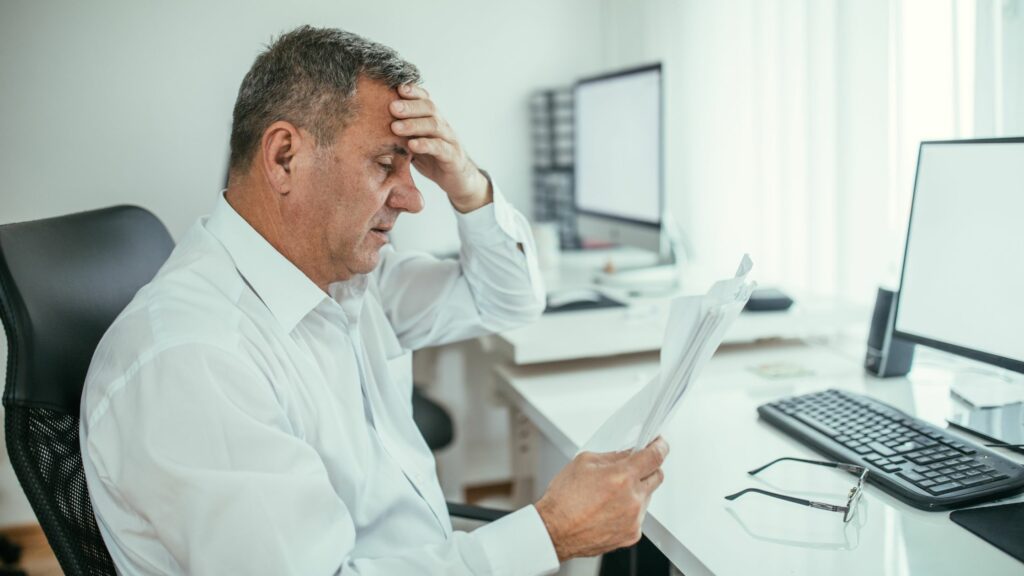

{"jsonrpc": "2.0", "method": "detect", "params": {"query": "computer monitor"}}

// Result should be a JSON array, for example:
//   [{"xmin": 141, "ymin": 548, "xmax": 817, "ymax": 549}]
[
  {"xmin": 893, "ymin": 138, "xmax": 1024, "ymax": 376},
  {"xmin": 573, "ymin": 63, "xmax": 663, "ymax": 254}
]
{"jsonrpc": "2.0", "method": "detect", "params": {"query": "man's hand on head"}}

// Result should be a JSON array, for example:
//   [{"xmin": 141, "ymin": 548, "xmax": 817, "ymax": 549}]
[
  {"xmin": 535, "ymin": 437, "xmax": 669, "ymax": 562},
  {"xmin": 389, "ymin": 84, "xmax": 491, "ymax": 213}
]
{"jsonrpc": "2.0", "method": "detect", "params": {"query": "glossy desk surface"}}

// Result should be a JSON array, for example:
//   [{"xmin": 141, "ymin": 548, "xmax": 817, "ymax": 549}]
[{"xmin": 496, "ymin": 341, "xmax": 1024, "ymax": 576}]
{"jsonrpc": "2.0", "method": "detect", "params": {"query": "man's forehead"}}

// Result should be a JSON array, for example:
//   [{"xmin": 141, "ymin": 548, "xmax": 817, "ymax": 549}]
[
  {"xmin": 351, "ymin": 77, "xmax": 401, "ymax": 125},
  {"xmin": 348, "ymin": 77, "xmax": 407, "ymax": 151}
]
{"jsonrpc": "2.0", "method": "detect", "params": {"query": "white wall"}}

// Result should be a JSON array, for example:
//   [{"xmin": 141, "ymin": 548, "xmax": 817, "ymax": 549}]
[
  {"xmin": 0, "ymin": 0, "xmax": 606, "ymax": 247},
  {"xmin": 0, "ymin": 0, "xmax": 606, "ymax": 528}
]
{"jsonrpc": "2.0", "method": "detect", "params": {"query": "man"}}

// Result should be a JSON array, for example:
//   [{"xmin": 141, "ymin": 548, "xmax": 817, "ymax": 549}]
[{"xmin": 81, "ymin": 26, "xmax": 668, "ymax": 575}]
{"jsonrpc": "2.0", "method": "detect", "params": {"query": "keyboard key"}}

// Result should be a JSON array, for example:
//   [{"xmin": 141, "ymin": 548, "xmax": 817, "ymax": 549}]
[
  {"xmin": 794, "ymin": 412, "xmax": 840, "ymax": 437},
  {"xmin": 928, "ymin": 481, "xmax": 963, "ymax": 494},
  {"xmin": 961, "ymin": 476, "xmax": 996, "ymax": 488},
  {"xmin": 898, "ymin": 470, "xmax": 926, "ymax": 483},
  {"xmin": 892, "ymin": 441, "xmax": 925, "ymax": 454},
  {"xmin": 867, "ymin": 442, "xmax": 896, "ymax": 456},
  {"xmin": 906, "ymin": 452, "xmax": 930, "ymax": 464},
  {"xmin": 946, "ymin": 442, "xmax": 976, "ymax": 454}
]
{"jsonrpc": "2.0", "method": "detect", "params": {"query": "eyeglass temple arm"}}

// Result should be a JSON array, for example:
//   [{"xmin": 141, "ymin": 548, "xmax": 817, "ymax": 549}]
[
  {"xmin": 748, "ymin": 457, "xmax": 862, "ymax": 475},
  {"xmin": 723, "ymin": 488, "xmax": 848, "ymax": 514}
]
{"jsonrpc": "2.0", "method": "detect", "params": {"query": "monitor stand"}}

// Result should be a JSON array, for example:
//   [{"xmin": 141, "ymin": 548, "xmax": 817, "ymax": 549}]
[
  {"xmin": 949, "ymin": 369, "xmax": 1024, "ymax": 409},
  {"xmin": 591, "ymin": 213, "xmax": 687, "ymax": 293}
]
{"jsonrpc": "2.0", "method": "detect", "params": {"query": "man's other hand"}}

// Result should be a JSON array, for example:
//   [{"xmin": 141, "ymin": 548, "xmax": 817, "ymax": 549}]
[
  {"xmin": 389, "ymin": 84, "xmax": 491, "ymax": 213},
  {"xmin": 535, "ymin": 438, "xmax": 669, "ymax": 562}
]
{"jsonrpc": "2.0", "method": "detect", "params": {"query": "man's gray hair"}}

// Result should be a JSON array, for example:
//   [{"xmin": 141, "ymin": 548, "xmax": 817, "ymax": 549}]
[{"xmin": 228, "ymin": 25, "xmax": 421, "ymax": 172}]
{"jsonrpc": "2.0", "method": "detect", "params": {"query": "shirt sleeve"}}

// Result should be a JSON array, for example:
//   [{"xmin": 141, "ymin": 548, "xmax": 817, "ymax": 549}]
[
  {"xmin": 375, "ymin": 180, "xmax": 546, "ymax": 350},
  {"xmin": 82, "ymin": 343, "xmax": 558, "ymax": 576}
]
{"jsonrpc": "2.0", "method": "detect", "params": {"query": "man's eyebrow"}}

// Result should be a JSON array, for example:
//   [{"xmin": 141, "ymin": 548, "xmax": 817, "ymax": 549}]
[{"xmin": 376, "ymin": 144, "xmax": 409, "ymax": 157}]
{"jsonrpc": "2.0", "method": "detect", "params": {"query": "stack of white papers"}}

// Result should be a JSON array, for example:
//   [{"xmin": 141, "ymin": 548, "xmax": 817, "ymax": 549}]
[{"xmin": 583, "ymin": 255, "xmax": 756, "ymax": 453}]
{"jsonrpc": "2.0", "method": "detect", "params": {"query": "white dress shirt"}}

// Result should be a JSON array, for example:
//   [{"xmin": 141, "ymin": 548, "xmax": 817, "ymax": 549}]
[{"xmin": 80, "ymin": 185, "xmax": 559, "ymax": 575}]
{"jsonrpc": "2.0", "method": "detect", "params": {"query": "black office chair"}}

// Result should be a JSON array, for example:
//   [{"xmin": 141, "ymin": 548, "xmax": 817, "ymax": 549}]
[
  {"xmin": 412, "ymin": 386, "xmax": 454, "ymax": 451},
  {"xmin": 0, "ymin": 206, "xmax": 505, "ymax": 576},
  {"xmin": 0, "ymin": 206, "xmax": 173, "ymax": 575}
]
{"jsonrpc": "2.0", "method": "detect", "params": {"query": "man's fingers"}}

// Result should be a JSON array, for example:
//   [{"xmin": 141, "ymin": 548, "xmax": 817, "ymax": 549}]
[
  {"xmin": 390, "ymin": 97, "xmax": 436, "ymax": 119},
  {"xmin": 392, "ymin": 117, "xmax": 453, "ymax": 141},
  {"xmin": 639, "ymin": 468, "xmax": 665, "ymax": 493},
  {"xmin": 399, "ymin": 83, "xmax": 429, "ymax": 99},
  {"xmin": 630, "ymin": 437, "xmax": 669, "ymax": 477},
  {"xmin": 409, "ymin": 137, "xmax": 456, "ymax": 163}
]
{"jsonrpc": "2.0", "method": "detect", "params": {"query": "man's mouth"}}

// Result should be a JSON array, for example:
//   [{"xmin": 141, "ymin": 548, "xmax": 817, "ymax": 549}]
[{"xmin": 370, "ymin": 225, "xmax": 393, "ymax": 242}]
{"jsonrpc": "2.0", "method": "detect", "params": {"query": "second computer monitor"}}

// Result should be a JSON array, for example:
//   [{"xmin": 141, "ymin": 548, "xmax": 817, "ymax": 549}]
[
  {"xmin": 574, "ymin": 64, "xmax": 663, "ymax": 253},
  {"xmin": 893, "ymin": 138, "xmax": 1024, "ymax": 374}
]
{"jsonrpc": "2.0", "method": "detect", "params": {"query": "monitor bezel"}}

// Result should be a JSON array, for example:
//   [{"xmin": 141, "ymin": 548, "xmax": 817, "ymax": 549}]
[
  {"xmin": 892, "ymin": 136, "xmax": 1024, "ymax": 375},
  {"xmin": 572, "ymin": 62, "xmax": 664, "ymax": 230}
]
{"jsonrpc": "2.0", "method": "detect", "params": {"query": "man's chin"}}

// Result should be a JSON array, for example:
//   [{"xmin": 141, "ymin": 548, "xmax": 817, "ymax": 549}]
[{"xmin": 350, "ymin": 250, "xmax": 384, "ymax": 275}]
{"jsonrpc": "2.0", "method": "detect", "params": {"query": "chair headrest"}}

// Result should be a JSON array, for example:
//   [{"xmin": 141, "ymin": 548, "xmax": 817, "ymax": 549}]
[{"xmin": 0, "ymin": 205, "xmax": 174, "ymax": 413}]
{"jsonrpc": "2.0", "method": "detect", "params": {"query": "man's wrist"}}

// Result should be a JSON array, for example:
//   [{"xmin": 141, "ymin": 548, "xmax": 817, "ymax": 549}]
[
  {"xmin": 535, "ymin": 497, "xmax": 570, "ymax": 563},
  {"xmin": 449, "ymin": 169, "xmax": 492, "ymax": 213}
]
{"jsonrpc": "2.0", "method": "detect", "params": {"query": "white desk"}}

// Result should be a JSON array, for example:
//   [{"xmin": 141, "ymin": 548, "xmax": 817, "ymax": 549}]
[
  {"xmin": 496, "ymin": 341, "xmax": 1024, "ymax": 576},
  {"xmin": 495, "ymin": 249, "xmax": 867, "ymax": 365},
  {"xmin": 494, "ymin": 298, "xmax": 866, "ymax": 365}
]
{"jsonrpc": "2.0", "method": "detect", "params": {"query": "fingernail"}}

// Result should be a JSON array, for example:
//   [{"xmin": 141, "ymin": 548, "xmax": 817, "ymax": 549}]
[
  {"xmin": 393, "ymin": 121, "xmax": 404, "ymax": 131},
  {"xmin": 402, "ymin": 84, "xmax": 412, "ymax": 94},
  {"xmin": 392, "ymin": 101, "xmax": 404, "ymax": 113}
]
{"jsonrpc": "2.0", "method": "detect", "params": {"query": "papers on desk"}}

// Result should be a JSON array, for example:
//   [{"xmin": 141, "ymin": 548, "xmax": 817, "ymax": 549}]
[{"xmin": 582, "ymin": 255, "xmax": 756, "ymax": 453}]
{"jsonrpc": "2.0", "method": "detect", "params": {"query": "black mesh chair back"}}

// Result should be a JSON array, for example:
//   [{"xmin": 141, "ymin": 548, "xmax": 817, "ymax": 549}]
[{"xmin": 0, "ymin": 206, "xmax": 174, "ymax": 576}]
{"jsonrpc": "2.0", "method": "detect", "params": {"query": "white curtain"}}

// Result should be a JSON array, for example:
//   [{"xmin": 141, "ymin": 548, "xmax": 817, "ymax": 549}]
[{"xmin": 599, "ymin": 0, "xmax": 1023, "ymax": 304}]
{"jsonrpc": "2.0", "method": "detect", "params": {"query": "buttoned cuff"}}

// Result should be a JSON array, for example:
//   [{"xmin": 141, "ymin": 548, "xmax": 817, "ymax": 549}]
[
  {"xmin": 455, "ymin": 183, "xmax": 525, "ymax": 247},
  {"xmin": 473, "ymin": 505, "xmax": 560, "ymax": 576}
]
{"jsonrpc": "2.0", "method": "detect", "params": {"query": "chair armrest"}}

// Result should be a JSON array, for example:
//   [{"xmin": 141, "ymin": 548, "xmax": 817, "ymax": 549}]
[{"xmin": 446, "ymin": 501, "xmax": 512, "ymax": 523}]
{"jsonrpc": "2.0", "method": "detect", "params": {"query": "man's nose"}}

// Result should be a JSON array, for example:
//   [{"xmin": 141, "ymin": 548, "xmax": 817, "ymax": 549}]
[{"xmin": 388, "ymin": 169, "xmax": 424, "ymax": 214}]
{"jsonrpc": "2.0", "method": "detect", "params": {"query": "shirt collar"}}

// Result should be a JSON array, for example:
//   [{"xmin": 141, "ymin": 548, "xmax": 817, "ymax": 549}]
[{"xmin": 205, "ymin": 193, "xmax": 328, "ymax": 333}]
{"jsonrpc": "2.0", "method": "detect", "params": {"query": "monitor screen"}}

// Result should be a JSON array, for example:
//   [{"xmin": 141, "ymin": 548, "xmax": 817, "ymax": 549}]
[
  {"xmin": 893, "ymin": 139, "xmax": 1024, "ymax": 373},
  {"xmin": 574, "ymin": 65, "xmax": 661, "ymax": 226}
]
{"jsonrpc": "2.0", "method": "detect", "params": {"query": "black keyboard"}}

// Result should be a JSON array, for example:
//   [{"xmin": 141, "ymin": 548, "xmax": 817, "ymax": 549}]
[{"xmin": 759, "ymin": 389, "xmax": 1024, "ymax": 510}]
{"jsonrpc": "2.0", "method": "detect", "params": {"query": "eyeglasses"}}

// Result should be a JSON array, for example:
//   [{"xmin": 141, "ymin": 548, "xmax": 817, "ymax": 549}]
[{"xmin": 724, "ymin": 457, "xmax": 869, "ymax": 523}]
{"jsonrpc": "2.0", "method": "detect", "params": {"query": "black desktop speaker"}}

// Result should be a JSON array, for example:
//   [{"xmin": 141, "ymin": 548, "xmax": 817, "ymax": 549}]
[{"xmin": 865, "ymin": 287, "xmax": 915, "ymax": 377}]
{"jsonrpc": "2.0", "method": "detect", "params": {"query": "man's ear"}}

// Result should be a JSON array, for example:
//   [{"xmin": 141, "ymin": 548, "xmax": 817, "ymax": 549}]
[{"xmin": 260, "ymin": 121, "xmax": 303, "ymax": 195}]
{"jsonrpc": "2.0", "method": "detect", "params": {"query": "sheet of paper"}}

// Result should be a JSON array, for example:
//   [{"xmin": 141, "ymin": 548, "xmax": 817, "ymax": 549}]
[{"xmin": 582, "ymin": 255, "xmax": 756, "ymax": 453}]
